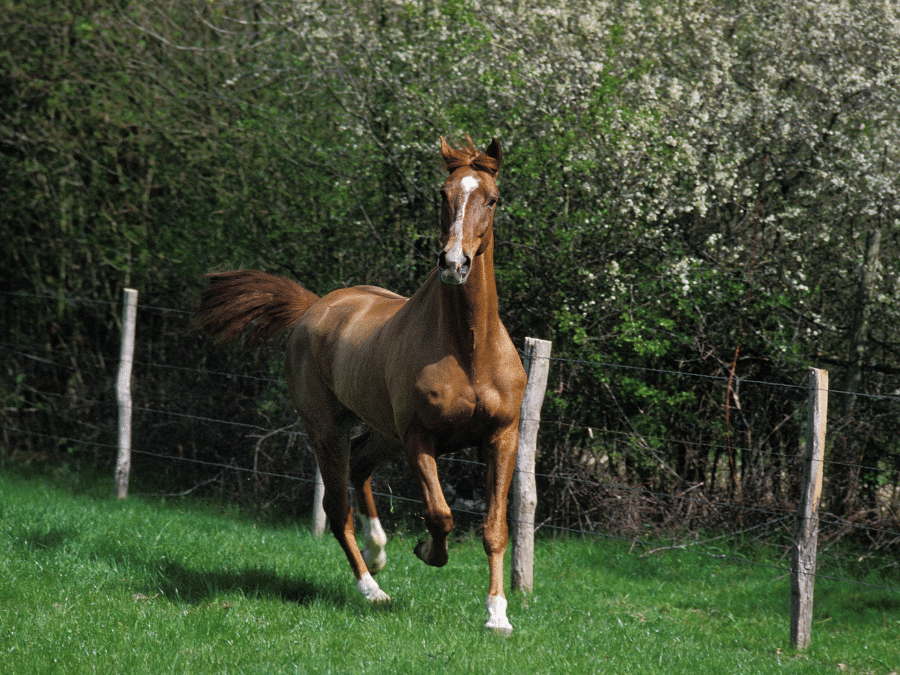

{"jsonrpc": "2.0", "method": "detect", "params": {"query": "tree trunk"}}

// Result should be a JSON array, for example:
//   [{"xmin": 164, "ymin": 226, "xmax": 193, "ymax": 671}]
[{"xmin": 830, "ymin": 223, "xmax": 882, "ymax": 516}]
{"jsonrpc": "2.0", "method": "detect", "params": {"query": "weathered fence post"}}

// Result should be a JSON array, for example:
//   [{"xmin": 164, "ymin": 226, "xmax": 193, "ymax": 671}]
[
  {"xmin": 115, "ymin": 288, "xmax": 138, "ymax": 499},
  {"xmin": 312, "ymin": 463, "xmax": 327, "ymax": 537},
  {"xmin": 790, "ymin": 367, "xmax": 828, "ymax": 650},
  {"xmin": 511, "ymin": 337, "xmax": 552, "ymax": 593}
]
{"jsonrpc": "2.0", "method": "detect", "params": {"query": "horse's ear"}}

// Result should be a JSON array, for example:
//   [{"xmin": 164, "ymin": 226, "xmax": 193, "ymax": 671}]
[
  {"xmin": 440, "ymin": 136, "xmax": 453, "ymax": 169},
  {"xmin": 485, "ymin": 138, "xmax": 502, "ymax": 174}
]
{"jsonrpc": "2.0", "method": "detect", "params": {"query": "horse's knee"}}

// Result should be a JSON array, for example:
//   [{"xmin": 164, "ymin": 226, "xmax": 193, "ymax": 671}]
[{"xmin": 482, "ymin": 524, "xmax": 509, "ymax": 557}]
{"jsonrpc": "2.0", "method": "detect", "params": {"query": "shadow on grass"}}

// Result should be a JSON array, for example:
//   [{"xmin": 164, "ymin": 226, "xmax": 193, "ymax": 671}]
[
  {"xmin": 15, "ymin": 527, "xmax": 75, "ymax": 551},
  {"xmin": 8, "ymin": 521, "xmax": 350, "ymax": 609},
  {"xmin": 146, "ymin": 558, "xmax": 350, "ymax": 607}
]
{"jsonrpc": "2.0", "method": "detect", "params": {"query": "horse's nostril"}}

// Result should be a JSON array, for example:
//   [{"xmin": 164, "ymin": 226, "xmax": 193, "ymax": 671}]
[
  {"xmin": 438, "ymin": 249, "xmax": 472, "ymax": 285},
  {"xmin": 440, "ymin": 252, "xmax": 469, "ymax": 271},
  {"xmin": 439, "ymin": 247, "xmax": 465, "ymax": 269}
]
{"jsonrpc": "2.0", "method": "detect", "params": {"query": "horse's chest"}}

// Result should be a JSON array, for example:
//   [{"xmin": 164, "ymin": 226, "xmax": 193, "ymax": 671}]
[{"xmin": 413, "ymin": 360, "xmax": 501, "ymax": 435}]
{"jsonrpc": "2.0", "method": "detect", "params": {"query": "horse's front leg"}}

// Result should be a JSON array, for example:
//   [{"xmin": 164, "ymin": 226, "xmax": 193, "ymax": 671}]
[
  {"xmin": 404, "ymin": 428, "xmax": 452, "ymax": 567},
  {"xmin": 481, "ymin": 423, "xmax": 519, "ymax": 635}
]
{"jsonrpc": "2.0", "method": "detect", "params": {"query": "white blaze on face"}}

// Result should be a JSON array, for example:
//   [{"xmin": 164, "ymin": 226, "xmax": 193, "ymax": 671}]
[
  {"xmin": 446, "ymin": 175, "xmax": 480, "ymax": 265},
  {"xmin": 460, "ymin": 174, "xmax": 479, "ymax": 192}
]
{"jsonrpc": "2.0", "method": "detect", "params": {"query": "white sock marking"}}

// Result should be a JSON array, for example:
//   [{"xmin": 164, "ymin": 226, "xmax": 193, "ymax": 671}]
[
  {"xmin": 485, "ymin": 594, "xmax": 513, "ymax": 634},
  {"xmin": 362, "ymin": 516, "xmax": 387, "ymax": 573},
  {"xmin": 357, "ymin": 572, "xmax": 391, "ymax": 603}
]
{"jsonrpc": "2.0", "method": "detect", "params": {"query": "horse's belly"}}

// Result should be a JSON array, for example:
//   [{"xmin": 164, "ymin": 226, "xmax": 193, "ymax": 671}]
[{"xmin": 329, "ymin": 348, "xmax": 397, "ymax": 432}]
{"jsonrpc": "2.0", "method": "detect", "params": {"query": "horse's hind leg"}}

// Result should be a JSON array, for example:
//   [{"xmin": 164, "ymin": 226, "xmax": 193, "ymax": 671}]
[
  {"xmin": 288, "ymin": 349, "xmax": 389, "ymax": 603},
  {"xmin": 311, "ymin": 430, "xmax": 390, "ymax": 604},
  {"xmin": 356, "ymin": 480, "xmax": 387, "ymax": 575},
  {"xmin": 349, "ymin": 430, "xmax": 402, "ymax": 575}
]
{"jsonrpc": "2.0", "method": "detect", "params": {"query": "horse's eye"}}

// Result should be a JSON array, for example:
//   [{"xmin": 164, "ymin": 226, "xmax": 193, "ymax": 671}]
[{"xmin": 486, "ymin": 198, "xmax": 497, "ymax": 208}]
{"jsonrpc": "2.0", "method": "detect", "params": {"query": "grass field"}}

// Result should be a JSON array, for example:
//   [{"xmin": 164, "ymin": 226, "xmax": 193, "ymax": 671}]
[{"xmin": 1, "ymin": 470, "xmax": 898, "ymax": 674}]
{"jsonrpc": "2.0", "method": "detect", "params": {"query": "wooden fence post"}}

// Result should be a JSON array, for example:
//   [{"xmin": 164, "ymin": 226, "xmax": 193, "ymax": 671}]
[
  {"xmin": 115, "ymin": 288, "xmax": 138, "ymax": 499},
  {"xmin": 511, "ymin": 337, "xmax": 552, "ymax": 593},
  {"xmin": 312, "ymin": 463, "xmax": 327, "ymax": 537},
  {"xmin": 790, "ymin": 367, "xmax": 828, "ymax": 650}
]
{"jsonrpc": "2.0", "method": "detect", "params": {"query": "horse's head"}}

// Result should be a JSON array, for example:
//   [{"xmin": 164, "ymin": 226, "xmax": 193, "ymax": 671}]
[{"xmin": 437, "ymin": 136, "xmax": 503, "ymax": 285}]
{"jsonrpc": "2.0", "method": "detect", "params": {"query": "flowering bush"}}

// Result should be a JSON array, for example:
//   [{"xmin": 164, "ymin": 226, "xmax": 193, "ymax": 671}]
[{"xmin": 4, "ymin": 0, "xmax": 898, "ymax": 530}]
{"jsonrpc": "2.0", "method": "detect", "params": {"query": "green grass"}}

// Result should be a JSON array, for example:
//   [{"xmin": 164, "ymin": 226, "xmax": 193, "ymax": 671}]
[{"xmin": 1, "ymin": 472, "xmax": 898, "ymax": 674}]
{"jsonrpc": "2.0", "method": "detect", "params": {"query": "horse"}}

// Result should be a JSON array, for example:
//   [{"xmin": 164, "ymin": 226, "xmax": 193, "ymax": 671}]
[{"xmin": 196, "ymin": 136, "xmax": 527, "ymax": 634}]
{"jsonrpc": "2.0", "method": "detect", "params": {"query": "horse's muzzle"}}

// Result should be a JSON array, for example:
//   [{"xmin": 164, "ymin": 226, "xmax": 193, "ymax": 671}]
[{"xmin": 438, "ymin": 250, "xmax": 471, "ymax": 285}]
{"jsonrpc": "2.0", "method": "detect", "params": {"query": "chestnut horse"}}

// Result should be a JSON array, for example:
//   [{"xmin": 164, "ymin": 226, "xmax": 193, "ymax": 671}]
[{"xmin": 196, "ymin": 137, "xmax": 526, "ymax": 633}]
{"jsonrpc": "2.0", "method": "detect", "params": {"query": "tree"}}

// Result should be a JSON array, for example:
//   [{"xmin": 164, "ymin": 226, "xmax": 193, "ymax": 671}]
[{"xmin": 3, "ymin": 0, "xmax": 899, "ymax": 533}]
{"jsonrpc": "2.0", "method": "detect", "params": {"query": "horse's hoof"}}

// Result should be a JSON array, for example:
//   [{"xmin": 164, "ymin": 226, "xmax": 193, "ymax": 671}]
[
  {"xmin": 414, "ymin": 539, "xmax": 448, "ymax": 567},
  {"xmin": 485, "ymin": 621, "xmax": 513, "ymax": 636},
  {"xmin": 357, "ymin": 573, "xmax": 392, "ymax": 604},
  {"xmin": 413, "ymin": 539, "xmax": 430, "ymax": 562},
  {"xmin": 369, "ymin": 589, "xmax": 392, "ymax": 605},
  {"xmin": 485, "ymin": 594, "xmax": 512, "ymax": 635}
]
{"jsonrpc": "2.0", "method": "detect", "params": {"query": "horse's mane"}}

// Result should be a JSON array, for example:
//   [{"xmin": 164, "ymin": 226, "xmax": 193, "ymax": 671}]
[{"xmin": 442, "ymin": 136, "xmax": 501, "ymax": 177}]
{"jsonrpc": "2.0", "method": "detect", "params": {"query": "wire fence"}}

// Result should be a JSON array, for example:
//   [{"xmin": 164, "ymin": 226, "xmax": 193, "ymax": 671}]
[{"xmin": 2, "ymin": 289, "xmax": 899, "ymax": 597}]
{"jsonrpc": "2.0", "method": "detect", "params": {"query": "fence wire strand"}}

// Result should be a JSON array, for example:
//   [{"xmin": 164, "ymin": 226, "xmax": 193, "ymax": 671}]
[
  {"xmin": 4, "ymin": 291, "xmax": 900, "ymax": 596},
  {"xmin": 3, "ymin": 422, "xmax": 898, "ymax": 594}
]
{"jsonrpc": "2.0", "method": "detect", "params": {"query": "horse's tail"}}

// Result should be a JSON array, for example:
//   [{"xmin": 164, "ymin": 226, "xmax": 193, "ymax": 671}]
[{"xmin": 195, "ymin": 270, "xmax": 320, "ymax": 349}]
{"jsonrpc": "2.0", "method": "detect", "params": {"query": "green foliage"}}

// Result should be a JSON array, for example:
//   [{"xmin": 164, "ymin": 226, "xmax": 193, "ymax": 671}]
[{"xmin": 3, "ymin": 0, "xmax": 900, "ymax": 530}]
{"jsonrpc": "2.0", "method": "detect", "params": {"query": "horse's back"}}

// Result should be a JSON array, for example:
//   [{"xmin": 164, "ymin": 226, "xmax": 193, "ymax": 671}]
[{"xmin": 350, "ymin": 285, "xmax": 407, "ymax": 301}]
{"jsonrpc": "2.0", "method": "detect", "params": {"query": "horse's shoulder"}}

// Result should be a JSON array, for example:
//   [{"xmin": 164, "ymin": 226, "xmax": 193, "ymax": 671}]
[{"xmin": 487, "ymin": 331, "xmax": 528, "ymax": 388}]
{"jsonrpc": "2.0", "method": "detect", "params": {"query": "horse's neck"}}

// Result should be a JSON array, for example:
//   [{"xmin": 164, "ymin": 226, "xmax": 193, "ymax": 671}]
[{"xmin": 437, "ymin": 246, "xmax": 501, "ymax": 365}]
